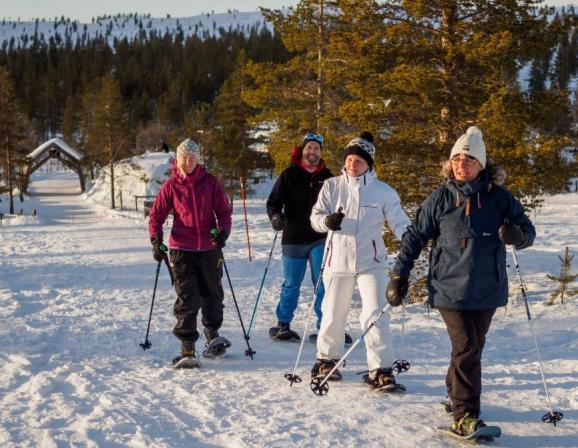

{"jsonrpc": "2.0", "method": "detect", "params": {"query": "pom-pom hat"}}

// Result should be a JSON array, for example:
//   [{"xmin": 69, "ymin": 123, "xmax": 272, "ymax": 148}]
[
  {"xmin": 343, "ymin": 131, "xmax": 376, "ymax": 169},
  {"xmin": 450, "ymin": 126, "xmax": 486, "ymax": 168}
]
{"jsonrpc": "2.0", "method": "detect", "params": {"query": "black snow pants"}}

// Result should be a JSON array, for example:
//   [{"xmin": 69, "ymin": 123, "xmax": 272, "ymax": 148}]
[
  {"xmin": 438, "ymin": 307, "xmax": 496, "ymax": 421},
  {"xmin": 169, "ymin": 248, "xmax": 224, "ymax": 344}
]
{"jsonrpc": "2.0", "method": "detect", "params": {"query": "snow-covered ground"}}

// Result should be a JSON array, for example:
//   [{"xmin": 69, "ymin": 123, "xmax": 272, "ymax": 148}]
[{"xmin": 0, "ymin": 170, "xmax": 577, "ymax": 447}]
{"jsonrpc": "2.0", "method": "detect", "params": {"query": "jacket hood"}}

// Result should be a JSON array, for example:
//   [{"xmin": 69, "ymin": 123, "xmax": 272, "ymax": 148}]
[{"xmin": 291, "ymin": 145, "xmax": 325, "ymax": 166}]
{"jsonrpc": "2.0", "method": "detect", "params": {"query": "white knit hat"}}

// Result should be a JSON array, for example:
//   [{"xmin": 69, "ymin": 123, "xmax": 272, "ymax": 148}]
[
  {"xmin": 450, "ymin": 126, "xmax": 486, "ymax": 168},
  {"xmin": 176, "ymin": 138, "xmax": 202, "ymax": 163}
]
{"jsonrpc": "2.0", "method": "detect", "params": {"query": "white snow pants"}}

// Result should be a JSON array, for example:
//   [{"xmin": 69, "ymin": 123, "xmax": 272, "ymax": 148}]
[{"xmin": 316, "ymin": 268, "xmax": 393, "ymax": 371}]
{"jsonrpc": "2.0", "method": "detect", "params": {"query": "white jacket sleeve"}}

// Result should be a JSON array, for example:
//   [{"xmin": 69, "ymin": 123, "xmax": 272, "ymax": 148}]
[
  {"xmin": 310, "ymin": 180, "xmax": 332, "ymax": 233},
  {"xmin": 383, "ymin": 188, "xmax": 411, "ymax": 239}
]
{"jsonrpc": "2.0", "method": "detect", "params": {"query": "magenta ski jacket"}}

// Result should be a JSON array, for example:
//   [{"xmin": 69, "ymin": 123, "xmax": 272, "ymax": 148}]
[{"xmin": 149, "ymin": 161, "xmax": 232, "ymax": 251}]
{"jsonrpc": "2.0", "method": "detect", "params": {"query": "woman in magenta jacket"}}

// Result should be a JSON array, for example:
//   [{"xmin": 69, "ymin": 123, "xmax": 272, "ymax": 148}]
[{"xmin": 149, "ymin": 138, "xmax": 232, "ymax": 367}]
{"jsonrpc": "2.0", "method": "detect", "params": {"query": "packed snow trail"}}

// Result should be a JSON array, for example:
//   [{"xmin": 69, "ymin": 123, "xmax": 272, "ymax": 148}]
[{"xmin": 0, "ymin": 174, "xmax": 577, "ymax": 447}]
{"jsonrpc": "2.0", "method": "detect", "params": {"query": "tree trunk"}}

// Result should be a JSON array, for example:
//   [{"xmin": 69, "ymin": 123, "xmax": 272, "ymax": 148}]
[
  {"xmin": 316, "ymin": 0, "xmax": 325, "ymax": 132},
  {"xmin": 440, "ymin": 3, "xmax": 458, "ymax": 149},
  {"xmin": 7, "ymin": 140, "xmax": 14, "ymax": 214}
]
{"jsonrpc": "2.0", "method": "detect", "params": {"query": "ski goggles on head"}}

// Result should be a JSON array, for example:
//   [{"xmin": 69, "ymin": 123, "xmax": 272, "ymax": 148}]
[{"xmin": 302, "ymin": 132, "xmax": 324, "ymax": 145}]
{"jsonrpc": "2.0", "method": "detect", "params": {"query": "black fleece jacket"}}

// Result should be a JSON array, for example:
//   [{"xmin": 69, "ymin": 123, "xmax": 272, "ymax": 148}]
[{"xmin": 267, "ymin": 163, "xmax": 333, "ymax": 245}]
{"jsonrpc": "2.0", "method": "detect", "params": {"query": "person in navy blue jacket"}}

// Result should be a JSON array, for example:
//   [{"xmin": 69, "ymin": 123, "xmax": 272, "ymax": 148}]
[{"xmin": 386, "ymin": 126, "xmax": 535, "ymax": 436}]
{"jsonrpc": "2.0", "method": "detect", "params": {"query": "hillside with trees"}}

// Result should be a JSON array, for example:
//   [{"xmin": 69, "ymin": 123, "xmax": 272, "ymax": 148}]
[{"xmin": 0, "ymin": 3, "xmax": 576, "ymax": 209}]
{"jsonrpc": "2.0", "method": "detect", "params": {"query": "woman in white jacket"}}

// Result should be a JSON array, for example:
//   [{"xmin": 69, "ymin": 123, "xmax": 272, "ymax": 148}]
[{"xmin": 310, "ymin": 131, "xmax": 410, "ymax": 391}]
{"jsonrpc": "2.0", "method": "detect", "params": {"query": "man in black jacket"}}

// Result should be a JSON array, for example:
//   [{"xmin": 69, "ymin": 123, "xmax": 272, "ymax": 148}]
[{"xmin": 266, "ymin": 133, "xmax": 333, "ymax": 341}]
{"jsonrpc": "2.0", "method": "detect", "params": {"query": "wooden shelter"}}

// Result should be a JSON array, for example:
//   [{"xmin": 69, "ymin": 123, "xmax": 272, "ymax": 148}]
[{"xmin": 25, "ymin": 138, "xmax": 85, "ymax": 191}]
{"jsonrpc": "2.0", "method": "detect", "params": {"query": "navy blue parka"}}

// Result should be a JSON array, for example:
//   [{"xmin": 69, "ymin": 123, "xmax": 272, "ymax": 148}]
[{"xmin": 392, "ymin": 163, "xmax": 536, "ymax": 310}]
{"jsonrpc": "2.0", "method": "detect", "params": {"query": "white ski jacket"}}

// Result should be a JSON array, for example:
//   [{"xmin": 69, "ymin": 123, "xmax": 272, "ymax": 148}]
[{"xmin": 311, "ymin": 169, "xmax": 410, "ymax": 275}]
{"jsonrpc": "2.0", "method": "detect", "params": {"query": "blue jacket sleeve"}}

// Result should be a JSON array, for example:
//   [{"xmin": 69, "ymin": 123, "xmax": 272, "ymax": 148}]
[{"xmin": 393, "ymin": 189, "xmax": 443, "ymax": 277}]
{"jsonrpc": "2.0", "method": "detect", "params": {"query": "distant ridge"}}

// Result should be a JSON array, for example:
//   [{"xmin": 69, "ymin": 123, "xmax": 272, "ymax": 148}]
[{"xmin": 0, "ymin": 11, "xmax": 271, "ymax": 48}]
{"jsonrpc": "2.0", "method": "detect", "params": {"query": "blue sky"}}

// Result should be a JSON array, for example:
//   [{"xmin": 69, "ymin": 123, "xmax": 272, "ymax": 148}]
[{"xmin": 0, "ymin": 0, "xmax": 573, "ymax": 22}]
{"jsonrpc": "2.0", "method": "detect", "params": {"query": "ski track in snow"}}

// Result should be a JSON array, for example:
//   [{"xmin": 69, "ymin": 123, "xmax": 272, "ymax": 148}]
[{"xmin": 0, "ymin": 173, "xmax": 577, "ymax": 447}]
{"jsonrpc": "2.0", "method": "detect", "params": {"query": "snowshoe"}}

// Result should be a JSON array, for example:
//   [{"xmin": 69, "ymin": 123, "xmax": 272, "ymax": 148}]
[
  {"xmin": 172, "ymin": 354, "xmax": 201, "ymax": 369},
  {"xmin": 438, "ymin": 413, "xmax": 501, "ymax": 443},
  {"xmin": 172, "ymin": 342, "xmax": 201, "ymax": 369},
  {"xmin": 362, "ymin": 367, "xmax": 406, "ymax": 393},
  {"xmin": 309, "ymin": 332, "xmax": 353, "ymax": 345},
  {"xmin": 202, "ymin": 336, "xmax": 232, "ymax": 359},
  {"xmin": 311, "ymin": 359, "xmax": 342, "ymax": 381},
  {"xmin": 269, "ymin": 323, "xmax": 301, "ymax": 342}
]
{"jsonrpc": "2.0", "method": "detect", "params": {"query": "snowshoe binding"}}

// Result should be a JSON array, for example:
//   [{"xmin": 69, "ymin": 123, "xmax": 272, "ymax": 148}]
[
  {"xmin": 311, "ymin": 359, "xmax": 342, "ymax": 381},
  {"xmin": 438, "ymin": 413, "xmax": 501, "ymax": 442},
  {"xmin": 362, "ymin": 367, "xmax": 406, "ymax": 393},
  {"xmin": 269, "ymin": 322, "xmax": 301, "ymax": 342},
  {"xmin": 172, "ymin": 342, "xmax": 201, "ymax": 369},
  {"xmin": 309, "ymin": 332, "xmax": 353, "ymax": 345},
  {"xmin": 202, "ymin": 330, "xmax": 232, "ymax": 359}
]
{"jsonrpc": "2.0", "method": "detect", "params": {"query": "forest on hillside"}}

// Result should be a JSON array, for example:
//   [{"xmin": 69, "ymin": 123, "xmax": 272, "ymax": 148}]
[{"xmin": 0, "ymin": 1, "xmax": 577, "ymax": 210}]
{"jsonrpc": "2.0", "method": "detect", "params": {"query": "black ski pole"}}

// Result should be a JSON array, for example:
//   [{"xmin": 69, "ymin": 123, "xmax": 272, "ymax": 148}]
[
  {"xmin": 140, "ymin": 244, "xmax": 168, "ymax": 350},
  {"xmin": 310, "ymin": 303, "xmax": 392, "ymax": 396},
  {"xmin": 511, "ymin": 248, "xmax": 563, "ymax": 426},
  {"xmin": 247, "ymin": 231, "xmax": 278, "ymax": 338},
  {"xmin": 212, "ymin": 230, "xmax": 255, "ymax": 359}
]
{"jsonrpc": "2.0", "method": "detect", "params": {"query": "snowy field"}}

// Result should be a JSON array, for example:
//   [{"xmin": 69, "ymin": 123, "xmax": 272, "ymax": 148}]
[{"xmin": 0, "ymin": 171, "xmax": 577, "ymax": 447}]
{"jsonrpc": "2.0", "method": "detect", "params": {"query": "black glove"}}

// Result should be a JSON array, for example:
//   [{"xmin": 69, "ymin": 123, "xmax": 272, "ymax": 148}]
[
  {"xmin": 386, "ymin": 275, "xmax": 409, "ymax": 307},
  {"xmin": 499, "ymin": 222, "xmax": 525, "ymax": 247},
  {"xmin": 151, "ymin": 237, "xmax": 167, "ymax": 262},
  {"xmin": 211, "ymin": 229, "xmax": 228, "ymax": 249},
  {"xmin": 325, "ymin": 210, "xmax": 345, "ymax": 231},
  {"xmin": 271, "ymin": 213, "xmax": 286, "ymax": 231}
]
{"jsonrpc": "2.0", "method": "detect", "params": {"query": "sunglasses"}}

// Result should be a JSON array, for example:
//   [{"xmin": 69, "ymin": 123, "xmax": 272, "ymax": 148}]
[{"xmin": 303, "ymin": 133, "xmax": 324, "ymax": 145}]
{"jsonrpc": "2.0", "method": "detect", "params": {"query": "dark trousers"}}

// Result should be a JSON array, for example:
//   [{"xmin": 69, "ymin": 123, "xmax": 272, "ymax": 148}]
[
  {"xmin": 170, "ymin": 249, "xmax": 224, "ymax": 344},
  {"xmin": 438, "ymin": 307, "xmax": 496, "ymax": 421}
]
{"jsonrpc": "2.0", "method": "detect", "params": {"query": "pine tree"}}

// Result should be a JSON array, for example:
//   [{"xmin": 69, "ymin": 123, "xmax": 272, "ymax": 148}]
[
  {"xmin": 61, "ymin": 94, "xmax": 79, "ymax": 145},
  {"xmin": 546, "ymin": 247, "xmax": 577, "ymax": 305},
  {"xmin": 207, "ymin": 51, "xmax": 271, "ymax": 195},
  {"xmin": 0, "ymin": 67, "xmax": 31, "ymax": 213},
  {"xmin": 244, "ymin": 1, "xmax": 348, "ymax": 173},
  {"xmin": 80, "ymin": 74, "xmax": 132, "ymax": 208}
]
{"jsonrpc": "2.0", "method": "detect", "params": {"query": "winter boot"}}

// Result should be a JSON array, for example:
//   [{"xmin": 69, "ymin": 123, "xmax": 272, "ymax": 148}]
[
  {"xmin": 452, "ymin": 413, "xmax": 487, "ymax": 437},
  {"xmin": 362, "ymin": 367, "xmax": 406, "ymax": 392},
  {"xmin": 202, "ymin": 328, "xmax": 231, "ymax": 359},
  {"xmin": 172, "ymin": 341, "xmax": 201, "ymax": 369},
  {"xmin": 269, "ymin": 322, "xmax": 300, "ymax": 342},
  {"xmin": 311, "ymin": 359, "xmax": 342, "ymax": 381},
  {"xmin": 204, "ymin": 328, "xmax": 220, "ymax": 342},
  {"xmin": 309, "ymin": 332, "xmax": 353, "ymax": 345}
]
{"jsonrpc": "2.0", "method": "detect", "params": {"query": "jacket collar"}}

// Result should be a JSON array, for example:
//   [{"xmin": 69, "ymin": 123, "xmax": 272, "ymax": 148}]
[
  {"xmin": 341, "ymin": 167, "xmax": 376, "ymax": 187},
  {"xmin": 447, "ymin": 168, "xmax": 490, "ymax": 196}
]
